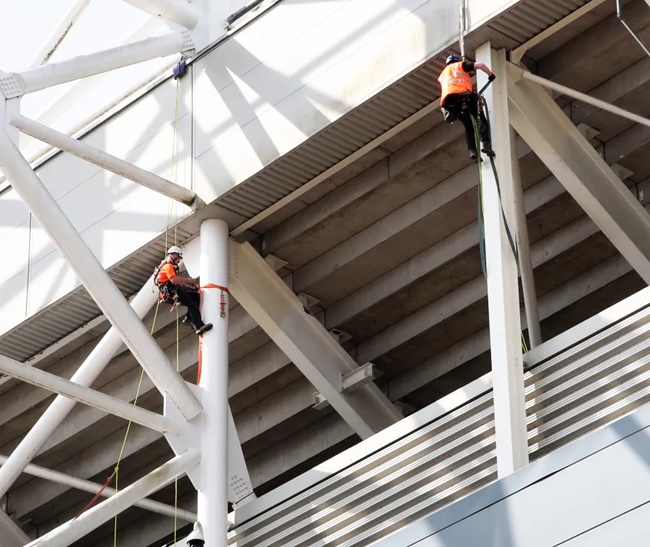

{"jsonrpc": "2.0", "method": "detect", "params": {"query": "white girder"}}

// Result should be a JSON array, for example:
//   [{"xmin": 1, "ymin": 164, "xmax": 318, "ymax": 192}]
[
  {"xmin": 506, "ymin": 62, "xmax": 650, "ymax": 285},
  {"xmin": 0, "ymin": 353, "xmax": 177, "ymax": 435},
  {"xmin": 1, "ymin": 31, "xmax": 192, "ymax": 98},
  {"xmin": 24, "ymin": 449, "xmax": 199, "ymax": 547},
  {"xmin": 0, "ymin": 454, "xmax": 196, "ymax": 522},
  {"xmin": 229, "ymin": 242, "xmax": 401, "ymax": 440},
  {"xmin": 477, "ymin": 44, "xmax": 528, "ymax": 476},
  {"xmin": 0, "ymin": 509, "xmax": 29, "ymax": 547},
  {"xmin": 10, "ymin": 114, "xmax": 198, "ymax": 207}
]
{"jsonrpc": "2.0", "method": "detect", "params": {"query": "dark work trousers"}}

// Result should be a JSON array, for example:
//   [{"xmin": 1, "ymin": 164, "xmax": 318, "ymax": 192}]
[
  {"xmin": 173, "ymin": 286, "xmax": 205, "ymax": 330},
  {"xmin": 441, "ymin": 93, "xmax": 491, "ymax": 156}
]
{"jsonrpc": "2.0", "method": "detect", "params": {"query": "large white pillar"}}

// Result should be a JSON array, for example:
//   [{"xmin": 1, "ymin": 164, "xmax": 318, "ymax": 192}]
[
  {"xmin": 476, "ymin": 43, "xmax": 529, "ymax": 476},
  {"xmin": 198, "ymin": 219, "xmax": 230, "ymax": 546}
]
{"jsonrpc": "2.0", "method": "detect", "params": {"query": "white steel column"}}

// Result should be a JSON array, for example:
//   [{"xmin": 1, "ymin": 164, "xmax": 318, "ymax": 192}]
[
  {"xmin": 476, "ymin": 43, "xmax": 529, "ymax": 476},
  {"xmin": 24, "ymin": 450, "xmax": 199, "ymax": 547},
  {"xmin": 11, "ymin": 114, "xmax": 198, "ymax": 206},
  {"xmin": 0, "ymin": 279, "xmax": 157, "ymax": 499},
  {"xmin": 11, "ymin": 31, "xmax": 191, "ymax": 96},
  {"xmin": 507, "ymin": 63, "xmax": 650, "ymax": 284},
  {"xmin": 198, "ymin": 219, "xmax": 230, "ymax": 547},
  {"xmin": 0, "ymin": 128, "xmax": 202, "ymax": 420},
  {"xmin": 510, "ymin": 128, "xmax": 541, "ymax": 348}
]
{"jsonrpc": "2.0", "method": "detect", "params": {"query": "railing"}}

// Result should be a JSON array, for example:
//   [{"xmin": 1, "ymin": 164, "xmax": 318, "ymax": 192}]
[{"xmin": 229, "ymin": 287, "xmax": 650, "ymax": 546}]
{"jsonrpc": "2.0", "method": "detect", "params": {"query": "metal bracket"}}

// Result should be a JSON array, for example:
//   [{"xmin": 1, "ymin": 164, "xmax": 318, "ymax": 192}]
[
  {"xmin": 329, "ymin": 328, "xmax": 352, "ymax": 344},
  {"xmin": 340, "ymin": 362, "xmax": 376, "ymax": 394},
  {"xmin": 0, "ymin": 71, "xmax": 23, "ymax": 99},
  {"xmin": 577, "ymin": 123, "xmax": 600, "ymax": 141}
]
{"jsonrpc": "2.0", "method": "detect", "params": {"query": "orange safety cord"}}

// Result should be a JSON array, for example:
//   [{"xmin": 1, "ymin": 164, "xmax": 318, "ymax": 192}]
[
  {"xmin": 196, "ymin": 284, "xmax": 229, "ymax": 384},
  {"xmin": 197, "ymin": 336, "xmax": 203, "ymax": 385},
  {"xmin": 199, "ymin": 283, "xmax": 229, "ymax": 318}
]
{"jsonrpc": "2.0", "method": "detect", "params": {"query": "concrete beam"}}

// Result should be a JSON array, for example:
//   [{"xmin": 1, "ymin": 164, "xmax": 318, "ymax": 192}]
[
  {"xmin": 262, "ymin": 122, "xmax": 461, "ymax": 255},
  {"xmin": 292, "ymin": 160, "xmax": 478, "ymax": 294},
  {"xmin": 356, "ymin": 213, "xmax": 599, "ymax": 366},
  {"xmin": 507, "ymin": 63, "xmax": 650, "ymax": 285},
  {"xmin": 325, "ymin": 173, "xmax": 563, "ymax": 330},
  {"xmin": 388, "ymin": 253, "xmax": 633, "ymax": 401}
]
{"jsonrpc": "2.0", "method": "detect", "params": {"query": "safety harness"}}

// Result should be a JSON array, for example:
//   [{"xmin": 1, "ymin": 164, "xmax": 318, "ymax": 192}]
[{"xmin": 153, "ymin": 260, "xmax": 179, "ymax": 305}]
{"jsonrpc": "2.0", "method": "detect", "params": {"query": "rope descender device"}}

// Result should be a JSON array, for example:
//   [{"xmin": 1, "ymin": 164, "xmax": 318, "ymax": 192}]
[{"xmin": 200, "ymin": 283, "xmax": 230, "ymax": 318}]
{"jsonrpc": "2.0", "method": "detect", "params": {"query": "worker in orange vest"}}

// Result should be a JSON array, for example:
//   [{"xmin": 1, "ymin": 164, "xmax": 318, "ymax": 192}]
[
  {"xmin": 155, "ymin": 246, "xmax": 213, "ymax": 335},
  {"xmin": 438, "ymin": 55, "xmax": 496, "ymax": 162}
]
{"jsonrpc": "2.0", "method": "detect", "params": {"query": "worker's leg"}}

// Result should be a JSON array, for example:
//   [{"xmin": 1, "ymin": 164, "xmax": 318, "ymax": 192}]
[
  {"xmin": 458, "ymin": 112, "xmax": 479, "ymax": 161},
  {"xmin": 175, "ymin": 288, "xmax": 207, "ymax": 332},
  {"xmin": 468, "ymin": 95, "xmax": 495, "ymax": 157}
]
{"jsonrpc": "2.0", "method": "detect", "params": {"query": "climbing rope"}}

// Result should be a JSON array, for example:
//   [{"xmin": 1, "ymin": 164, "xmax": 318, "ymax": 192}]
[
  {"xmin": 78, "ymin": 81, "xmax": 187, "ymax": 543},
  {"xmin": 470, "ymin": 87, "xmax": 530, "ymax": 354}
]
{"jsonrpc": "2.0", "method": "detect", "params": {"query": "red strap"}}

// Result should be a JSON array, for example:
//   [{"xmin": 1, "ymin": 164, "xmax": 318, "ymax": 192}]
[
  {"xmin": 199, "ymin": 283, "xmax": 229, "ymax": 318},
  {"xmin": 75, "ymin": 474, "xmax": 113, "ymax": 519}
]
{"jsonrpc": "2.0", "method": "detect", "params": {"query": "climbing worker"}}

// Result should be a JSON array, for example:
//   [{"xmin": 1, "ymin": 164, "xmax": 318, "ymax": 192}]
[
  {"xmin": 155, "ymin": 246, "xmax": 213, "ymax": 335},
  {"xmin": 438, "ymin": 54, "xmax": 496, "ymax": 162}
]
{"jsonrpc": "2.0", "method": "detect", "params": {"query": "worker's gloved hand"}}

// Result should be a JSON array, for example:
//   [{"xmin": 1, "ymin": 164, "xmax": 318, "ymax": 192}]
[{"xmin": 488, "ymin": 74, "xmax": 496, "ymax": 82}]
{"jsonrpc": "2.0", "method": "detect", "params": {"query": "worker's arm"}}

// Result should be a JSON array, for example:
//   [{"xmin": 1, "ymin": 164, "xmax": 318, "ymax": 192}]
[
  {"xmin": 169, "ymin": 275, "xmax": 198, "ymax": 287},
  {"xmin": 474, "ymin": 62, "xmax": 496, "ymax": 81}
]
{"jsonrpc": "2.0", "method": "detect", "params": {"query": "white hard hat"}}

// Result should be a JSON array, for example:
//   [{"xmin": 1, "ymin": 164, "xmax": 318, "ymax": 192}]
[{"xmin": 167, "ymin": 245, "xmax": 183, "ymax": 257}]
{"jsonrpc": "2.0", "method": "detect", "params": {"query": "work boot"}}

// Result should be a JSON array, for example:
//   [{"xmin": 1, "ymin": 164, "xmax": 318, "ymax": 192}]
[
  {"xmin": 469, "ymin": 150, "xmax": 482, "ymax": 164},
  {"xmin": 195, "ymin": 323, "xmax": 213, "ymax": 335},
  {"xmin": 481, "ymin": 145, "xmax": 496, "ymax": 158}
]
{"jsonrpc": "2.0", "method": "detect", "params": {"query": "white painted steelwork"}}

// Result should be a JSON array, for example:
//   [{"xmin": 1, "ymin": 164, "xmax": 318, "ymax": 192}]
[
  {"xmin": 477, "ymin": 43, "xmax": 528, "ymax": 476},
  {"xmin": 0, "ymin": 278, "xmax": 158, "ymax": 498},
  {"xmin": 31, "ymin": 0, "xmax": 92, "ymax": 66},
  {"xmin": 507, "ymin": 63, "xmax": 650, "ymax": 286},
  {"xmin": 0, "ymin": 454, "xmax": 197, "ymax": 521},
  {"xmin": 0, "ymin": 128, "xmax": 202, "ymax": 420},
  {"xmin": 11, "ymin": 114, "xmax": 198, "ymax": 206},
  {"xmin": 0, "ymin": 353, "xmax": 177, "ymax": 435},
  {"xmin": 515, "ymin": 65, "xmax": 650, "ymax": 129},
  {"xmin": 10, "ymin": 31, "xmax": 191, "ymax": 97},
  {"xmin": 198, "ymin": 219, "xmax": 231, "ymax": 547},
  {"xmin": 24, "ymin": 449, "xmax": 199, "ymax": 547}
]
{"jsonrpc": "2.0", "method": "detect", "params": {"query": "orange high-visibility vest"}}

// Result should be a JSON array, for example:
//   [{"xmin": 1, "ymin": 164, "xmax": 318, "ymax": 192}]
[{"xmin": 438, "ymin": 62, "xmax": 473, "ymax": 105}]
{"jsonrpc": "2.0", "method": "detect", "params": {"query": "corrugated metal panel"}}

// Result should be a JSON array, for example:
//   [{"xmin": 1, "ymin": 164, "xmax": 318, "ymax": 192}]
[
  {"xmin": 490, "ymin": 0, "xmax": 589, "ymax": 43},
  {"xmin": 229, "ymin": 393, "xmax": 496, "ymax": 547},
  {"xmin": 229, "ymin": 300, "xmax": 650, "ymax": 546},
  {"xmin": 0, "ymin": 0, "xmax": 591, "ymax": 362}
]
